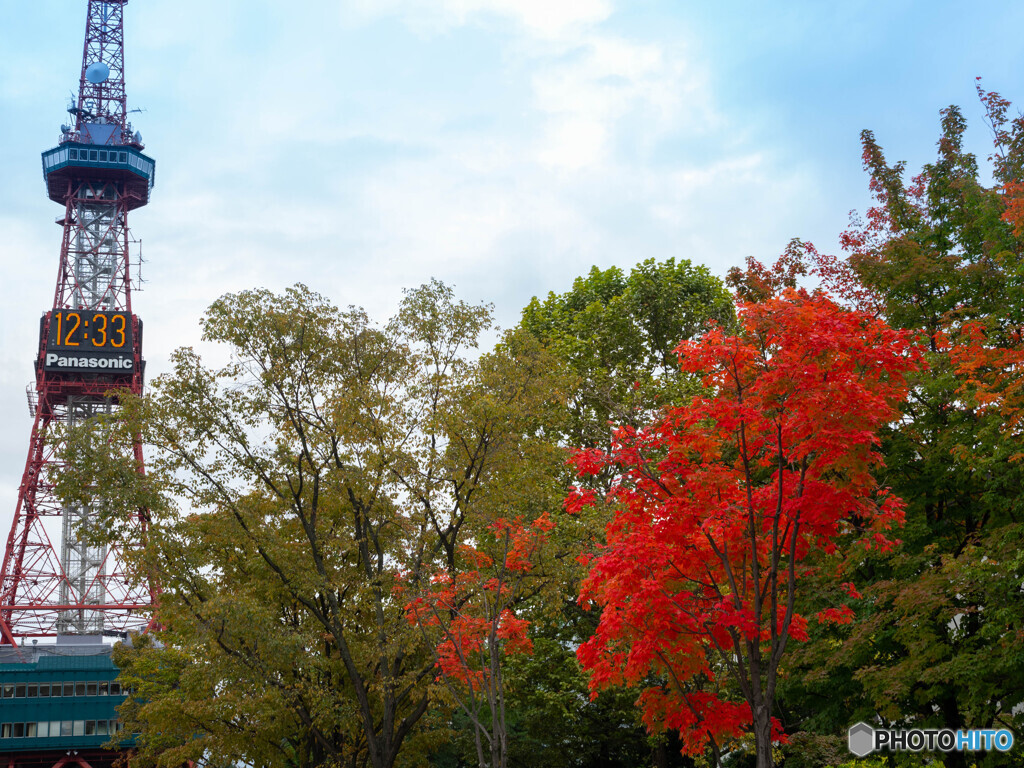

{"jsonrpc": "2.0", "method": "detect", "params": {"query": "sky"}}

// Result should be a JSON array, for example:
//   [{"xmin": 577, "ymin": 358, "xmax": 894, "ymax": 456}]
[{"xmin": 0, "ymin": 0, "xmax": 1022, "ymax": 525}]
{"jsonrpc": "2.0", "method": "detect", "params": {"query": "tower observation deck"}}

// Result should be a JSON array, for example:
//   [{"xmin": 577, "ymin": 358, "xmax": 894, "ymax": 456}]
[{"xmin": 0, "ymin": 1, "xmax": 155, "ymax": 764}]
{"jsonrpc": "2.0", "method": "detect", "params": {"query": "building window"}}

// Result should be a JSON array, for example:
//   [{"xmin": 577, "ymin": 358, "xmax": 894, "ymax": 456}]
[
  {"xmin": 0, "ymin": 679, "xmax": 123, "ymax": 699},
  {"xmin": 73, "ymin": 720, "xmax": 85, "ymax": 737},
  {"xmin": 70, "ymin": 149, "xmax": 78, "ymax": 160}
]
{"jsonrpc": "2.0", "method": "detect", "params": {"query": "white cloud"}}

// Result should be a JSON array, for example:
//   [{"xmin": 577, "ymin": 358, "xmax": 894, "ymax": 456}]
[
  {"xmin": 537, "ymin": 118, "xmax": 607, "ymax": 170},
  {"xmin": 445, "ymin": 0, "xmax": 612, "ymax": 37},
  {"xmin": 531, "ymin": 34, "xmax": 711, "ymax": 170},
  {"xmin": 342, "ymin": 0, "xmax": 715, "ymax": 174},
  {"xmin": 534, "ymin": 37, "xmax": 669, "ymax": 121},
  {"xmin": 345, "ymin": 0, "xmax": 612, "ymax": 38}
]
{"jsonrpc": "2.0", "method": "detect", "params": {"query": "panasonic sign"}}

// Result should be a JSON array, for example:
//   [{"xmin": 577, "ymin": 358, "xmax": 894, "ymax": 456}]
[{"xmin": 44, "ymin": 353, "xmax": 134, "ymax": 371}]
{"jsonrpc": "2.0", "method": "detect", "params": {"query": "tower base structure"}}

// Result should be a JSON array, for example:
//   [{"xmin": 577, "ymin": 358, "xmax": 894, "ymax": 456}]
[
  {"xmin": 0, "ymin": 636, "xmax": 130, "ymax": 766},
  {"xmin": 0, "ymin": 751, "xmax": 122, "ymax": 768}
]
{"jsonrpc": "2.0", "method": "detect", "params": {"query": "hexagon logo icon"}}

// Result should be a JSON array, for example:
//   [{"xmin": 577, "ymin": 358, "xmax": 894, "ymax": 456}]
[{"xmin": 848, "ymin": 722, "xmax": 875, "ymax": 757}]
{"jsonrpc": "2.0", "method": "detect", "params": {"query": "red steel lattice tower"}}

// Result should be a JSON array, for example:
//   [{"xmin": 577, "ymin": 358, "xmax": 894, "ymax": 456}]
[{"xmin": 0, "ymin": 0, "xmax": 156, "ymax": 644}]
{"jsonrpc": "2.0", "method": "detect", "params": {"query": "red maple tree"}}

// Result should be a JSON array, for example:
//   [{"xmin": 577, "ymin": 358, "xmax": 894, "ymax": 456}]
[
  {"xmin": 405, "ymin": 514, "xmax": 553, "ymax": 768},
  {"xmin": 976, "ymin": 80, "xmax": 1024, "ymax": 237},
  {"xmin": 572, "ymin": 290, "xmax": 922, "ymax": 767},
  {"xmin": 950, "ymin": 321, "xmax": 1024, "ymax": 459}
]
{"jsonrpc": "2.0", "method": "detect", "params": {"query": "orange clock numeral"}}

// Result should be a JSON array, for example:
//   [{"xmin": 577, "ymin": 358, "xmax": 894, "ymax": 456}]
[
  {"xmin": 91, "ymin": 313, "xmax": 107, "ymax": 347},
  {"xmin": 111, "ymin": 314, "xmax": 127, "ymax": 348},
  {"xmin": 64, "ymin": 313, "xmax": 81, "ymax": 346}
]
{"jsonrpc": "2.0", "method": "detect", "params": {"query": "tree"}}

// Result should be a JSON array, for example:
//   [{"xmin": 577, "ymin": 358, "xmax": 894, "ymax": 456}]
[
  {"xmin": 520, "ymin": 257, "xmax": 735, "ymax": 452},
  {"xmin": 573, "ymin": 290, "xmax": 921, "ymax": 768},
  {"xmin": 776, "ymin": 88, "xmax": 1024, "ymax": 768},
  {"xmin": 405, "ymin": 514, "xmax": 554, "ymax": 768},
  {"xmin": 58, "ymin": 282, "xmax": 566, "ymax": 768},
  {"xmin": 496, "ymin": 258, "xmax": 739, "ymax": 768}
]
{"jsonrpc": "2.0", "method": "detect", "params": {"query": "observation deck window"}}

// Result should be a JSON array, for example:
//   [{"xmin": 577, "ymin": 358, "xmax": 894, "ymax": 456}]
[
  {"xmin": 0, "ymin": 719, "xmax": 122, "ymax": 739},
  {"xmin": 0, "ymin": 679, "xmax": 123, "ymax": 698}
]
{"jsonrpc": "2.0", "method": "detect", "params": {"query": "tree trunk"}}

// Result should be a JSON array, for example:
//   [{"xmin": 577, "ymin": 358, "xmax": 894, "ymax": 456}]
[
  {"xmin": 944, "ymin": 752, "xmax": 968, "ymax": 768},
  {"xmin": 707, "ymin": 739, "xmax": 722, "ymax": 768},
  {"xmin": 940, "ymin": 691, "xmax": 968, "ymax": 768},
  {"xmin": 752, "ymin": 702, "xmax": 774, "ymax": 768},
  {"xmin": 652, "ymin": 739, "xmax": 669, "ymax": 768}
]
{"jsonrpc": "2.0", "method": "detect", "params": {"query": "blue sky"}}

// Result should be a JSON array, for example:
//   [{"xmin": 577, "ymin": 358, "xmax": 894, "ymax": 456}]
[{"xmin": 0, "ymin": 0, "xmax": 1022, "ymax": 520}]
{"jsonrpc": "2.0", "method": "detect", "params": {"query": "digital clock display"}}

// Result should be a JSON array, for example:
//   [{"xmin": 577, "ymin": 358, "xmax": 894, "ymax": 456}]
[{"xmin": 42, "ymin": 310, "xmax": 138, "ymax": 373}]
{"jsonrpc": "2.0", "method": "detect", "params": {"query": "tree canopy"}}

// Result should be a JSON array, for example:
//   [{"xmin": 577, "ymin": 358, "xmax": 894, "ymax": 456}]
[
  {"xmin": 61, "ymin": 281, "xmax": 567, "ymax": 768},
  {"xmin": 51, "ymin": 88, "xmax": 1024, "ymax": 768},
  {"xmin": 519, "ymin": 258, "xmax": 734, "ymax": 450},
  {"xmin": 573, "ymin": 289, "xmax": 920, "ymax": 768},
  {"xmin": 780, "ymin": 86, "xmax": 1024, "ymax": 768}
]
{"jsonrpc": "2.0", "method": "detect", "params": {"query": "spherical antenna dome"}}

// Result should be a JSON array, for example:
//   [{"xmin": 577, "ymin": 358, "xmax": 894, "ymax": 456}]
[{"xmin": 85, "ymin": 62, "xmax": 110, "ymax": 84}]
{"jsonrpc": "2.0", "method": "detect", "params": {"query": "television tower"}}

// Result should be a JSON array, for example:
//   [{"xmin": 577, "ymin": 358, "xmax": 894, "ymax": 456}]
[{"xmin": 0, "ymin": 0, "xmax": 156, "ymax": 644}]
